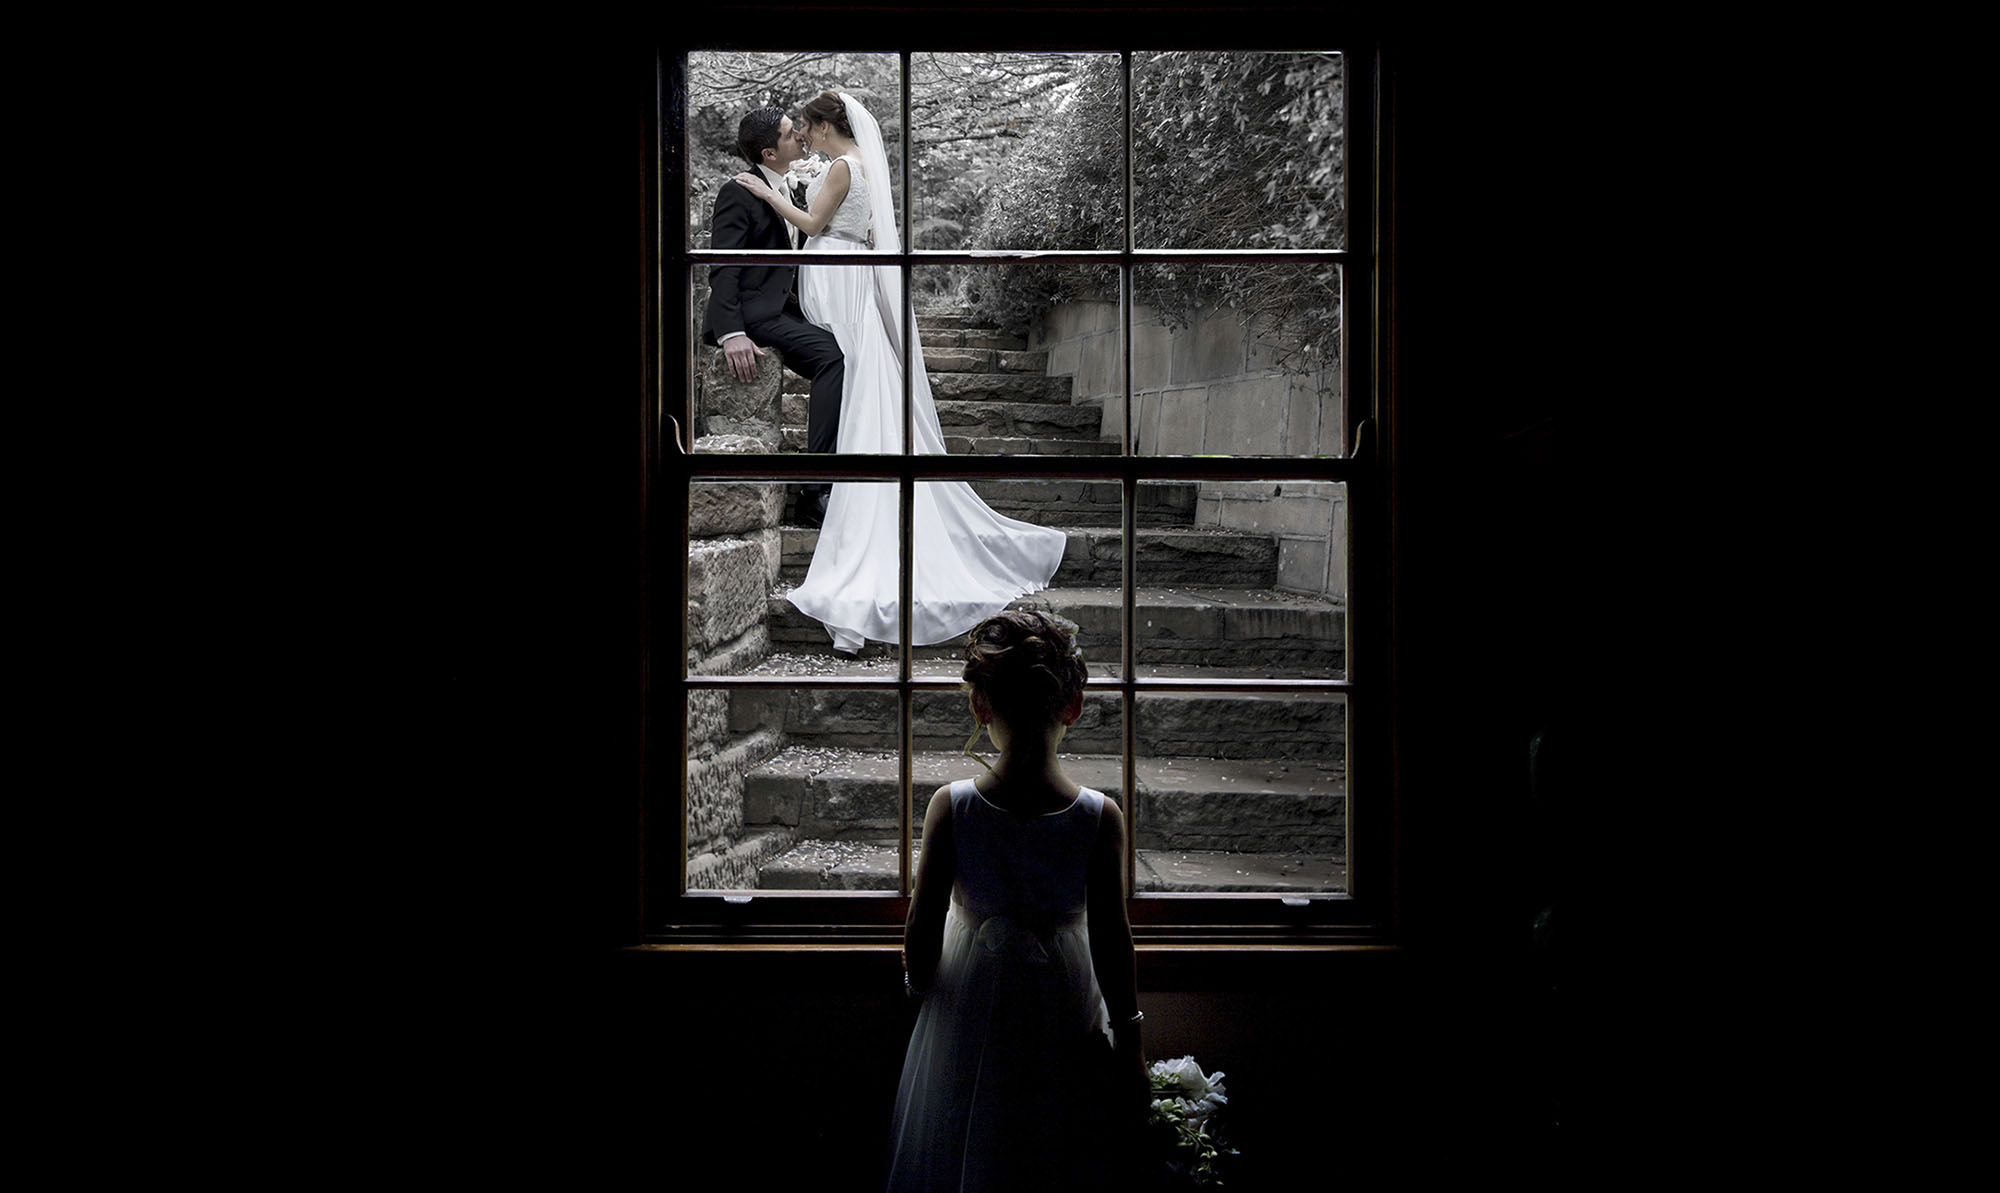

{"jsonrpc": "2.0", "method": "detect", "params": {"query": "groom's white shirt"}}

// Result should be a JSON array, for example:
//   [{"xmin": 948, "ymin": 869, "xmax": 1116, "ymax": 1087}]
[{"xmin": 718, "ymin": 163, "xmax": 797, "ymax": 346}]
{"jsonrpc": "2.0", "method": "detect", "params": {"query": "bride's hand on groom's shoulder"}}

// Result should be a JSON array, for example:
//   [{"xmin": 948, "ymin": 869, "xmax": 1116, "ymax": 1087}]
[{"xmin": 732, "ymin": 172, "xmax": 773, "ymax": 201}]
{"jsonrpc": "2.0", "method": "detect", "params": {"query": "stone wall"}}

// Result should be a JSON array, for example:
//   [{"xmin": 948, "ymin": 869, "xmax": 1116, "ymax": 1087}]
[
  {"xmin": 1031, "ymin": 301, "xmax": 1349, "ymax": 598},
  {"xmin": 683, "ymin": 430, "xmax": 792, "ymax": 890}
]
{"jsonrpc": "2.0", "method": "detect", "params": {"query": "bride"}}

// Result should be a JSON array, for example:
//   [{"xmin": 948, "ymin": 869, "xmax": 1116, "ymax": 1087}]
[{"xmin": 732, "ymin": 90, "xmax": 1066, "ymax": 656}]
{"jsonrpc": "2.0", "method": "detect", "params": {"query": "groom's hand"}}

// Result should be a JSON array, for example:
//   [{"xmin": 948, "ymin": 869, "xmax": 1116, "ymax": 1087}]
[{"xmin": 722, "ymin": 336, "xmax": 766, "ymax": 382}]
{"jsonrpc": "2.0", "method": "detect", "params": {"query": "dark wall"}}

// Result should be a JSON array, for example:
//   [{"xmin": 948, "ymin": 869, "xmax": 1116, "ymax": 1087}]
[{"xmin": 416, "ymin": 10, "xmax": 1619, "ymax": 1186}]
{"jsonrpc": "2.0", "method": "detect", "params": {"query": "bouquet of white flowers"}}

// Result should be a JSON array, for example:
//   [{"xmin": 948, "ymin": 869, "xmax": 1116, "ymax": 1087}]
[
  {"xmin": 1146, "ymin": 1055, "xmax": 1237, "ymax": 1187},
  {"xmin": 783, "ymin": 154, "xmax": 828, "ymax": 189}
]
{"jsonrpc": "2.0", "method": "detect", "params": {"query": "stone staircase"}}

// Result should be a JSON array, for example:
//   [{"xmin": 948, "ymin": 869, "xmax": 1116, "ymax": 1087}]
[{"xmin": 713, "ymin": 306, "xmax": 1347, "ymax": 894}]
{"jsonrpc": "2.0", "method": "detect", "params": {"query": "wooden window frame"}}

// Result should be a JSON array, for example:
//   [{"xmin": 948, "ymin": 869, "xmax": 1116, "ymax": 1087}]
[{"xmin": 638, "ymin": 14, "xmax": 1398, "ymax": 950}]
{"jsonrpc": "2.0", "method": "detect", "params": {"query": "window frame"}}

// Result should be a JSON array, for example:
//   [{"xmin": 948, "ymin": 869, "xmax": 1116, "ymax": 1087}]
[{"xmin": 642, "ymin": 18, "xmax": 1397, "ymax": 948}]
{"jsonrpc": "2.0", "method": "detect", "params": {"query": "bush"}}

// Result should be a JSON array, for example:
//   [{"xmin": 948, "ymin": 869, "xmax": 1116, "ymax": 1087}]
[{"xmin": 970, "ymin": 51, "xmax": 1345, "ymax": 372}]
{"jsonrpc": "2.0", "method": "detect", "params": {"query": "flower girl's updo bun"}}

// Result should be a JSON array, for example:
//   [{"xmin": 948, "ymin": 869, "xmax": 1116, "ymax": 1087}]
[
  {"xmin": 962, "ymin": 610, "xmax": 1088, "ymax": 728},
  {"xmin": 801, "ymin": 91, "xmax": 855, "ymax": 140}
]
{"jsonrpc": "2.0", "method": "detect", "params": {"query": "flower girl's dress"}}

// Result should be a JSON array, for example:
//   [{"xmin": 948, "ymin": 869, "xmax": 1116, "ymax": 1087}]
[{"xmin": 886, "ymin": 779, "xmax": 1115, "ymax": 1193}]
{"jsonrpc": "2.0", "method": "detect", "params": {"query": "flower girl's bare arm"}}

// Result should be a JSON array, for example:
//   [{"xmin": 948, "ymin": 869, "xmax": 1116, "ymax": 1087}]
[{"xmin": 903, "ymin": 785, "xmax": 955, "ymax": 990}]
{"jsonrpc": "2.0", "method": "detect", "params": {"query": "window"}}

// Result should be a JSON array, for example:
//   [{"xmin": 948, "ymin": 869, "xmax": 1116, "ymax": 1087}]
[{"xmin": 646, "ymin": 23, "xmax": 1393, "ymax": 943}]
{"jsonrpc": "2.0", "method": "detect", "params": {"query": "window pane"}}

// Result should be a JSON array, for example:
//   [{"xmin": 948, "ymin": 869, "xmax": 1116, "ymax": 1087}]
[
  {"xmin": 1135, "ymin": 479, "xmax": 1346, "ymax": 680},
  {"xmin": 912, "ymin": 53, "xmax": 1122, "ymax": 251},
  {"xmin": 914, "ymin": 264, "xmax": 1120, "ymax": 457},
  {"xmin": 688, "ymin": 52, "xmax": 903, "ymax": 453},
  {"xmin": 768, "ymin": 480, "xmax": 900, "ymax": 666},
  {"xmin": 1133, "ymin": 51, "xmax": 1346, "ymax": 251},
  {"xmin": 1128, "ymin": 263, "xmax": 1344, "ymax": 457},
  {"xmin": 690, "ymin": 685, "xmax": 904, "ymax": 892},
  {"xmin": 1133, "ymin": 691, "xmax": 1348, "ymax": 895}
]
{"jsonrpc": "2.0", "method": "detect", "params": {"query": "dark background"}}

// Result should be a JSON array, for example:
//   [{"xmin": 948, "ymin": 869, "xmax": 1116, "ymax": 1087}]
[{"xmin": 384, "ymin": 5, "xmax": 1655, "ymax": 1185}]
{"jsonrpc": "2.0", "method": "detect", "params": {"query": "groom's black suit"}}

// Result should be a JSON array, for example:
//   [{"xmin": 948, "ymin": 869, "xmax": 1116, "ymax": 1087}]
[{"xmin": 702, "ymin": 176, "xmax": 844, "ymax": 501}]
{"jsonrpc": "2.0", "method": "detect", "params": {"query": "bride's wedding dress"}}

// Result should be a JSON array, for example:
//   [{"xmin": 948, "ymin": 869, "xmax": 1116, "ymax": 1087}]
[{"xmin": 786, "ymin": 98, "xmax": 1066, "ymax": 653}]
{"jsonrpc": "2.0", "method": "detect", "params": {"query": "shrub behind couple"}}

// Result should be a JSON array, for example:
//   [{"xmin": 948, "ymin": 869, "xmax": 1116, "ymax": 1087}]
[{"xmin": 702, "ymin": 91, "xmax": 1065, "ymax": 657}]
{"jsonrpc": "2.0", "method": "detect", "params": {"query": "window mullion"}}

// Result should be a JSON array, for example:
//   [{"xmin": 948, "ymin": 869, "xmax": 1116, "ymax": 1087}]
[
  {"xmin": 898, "ymin": 50, "xmax": 916, "ymax": 898},
  {"xmin": 1119, "ymin": 49, "xmax": 1137, "ymax": 898}
]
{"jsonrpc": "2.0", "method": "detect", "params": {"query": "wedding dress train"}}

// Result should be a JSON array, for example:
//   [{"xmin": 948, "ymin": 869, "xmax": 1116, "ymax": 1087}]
[{"xmin": 784, "ymin": 107, "xmax": 1066, "ymax": 653}]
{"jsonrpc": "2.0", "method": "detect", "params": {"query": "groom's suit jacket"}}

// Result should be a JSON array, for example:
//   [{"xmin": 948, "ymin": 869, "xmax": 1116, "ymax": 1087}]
[{"xmin": 701, "ymin": 178, "xmax": 800, "ymax": 347}]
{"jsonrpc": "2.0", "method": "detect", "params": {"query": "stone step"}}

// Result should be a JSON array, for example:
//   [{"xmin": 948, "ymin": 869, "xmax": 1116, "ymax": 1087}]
[
  {"xmin": 780, "ymin": 525, "xmax": 1279, "ymax": 588},
  {"xmin": 781, "ymin": 376, "xmax": 1074, "ymax": 414},
  {"xmin": 937, "ymin": 400, "xmax": 1106, "ymax": 438},
  {"xmin": 779, "ymin": 427, "xmax": 1116, "ymax": 455},
  {"xmin": 912, "ymin": 310, "xmax": 986, "ymax": 329},
  {"xmin": 686, "ymin": 827, "xmax": 798, "ymax": 892},
  {"xmin": 726, "ymin": 680, "xmax": 1345, "ymax": 760},
  {"xmin": 742, "ymin": 748, "xmax": 1344, "ymax": 853},
  {"xmin": 919, "ymin": 329, "xmax": 1028, "ymax": 351},
  {"xmin": 764, "ymin": 586, "xmax": 1341, "ymax": 670},
  {"xmin": 923, "ymin": 346, "xmax": 1048, "ymax": 374},
  {"xmin": 780, "ymin": 479, "xmax": 1188, "ymax": 529},
  {"xmin": 968, "ymin": 479, "xmax": 1193, "ymax": 527},
  {"xmin": 756, "ymin": 837, "xmax": 1347, "ymax": 893},
  {"xmin": 776, "ymin": 400, "xmax": 1106, "ymax": 440}
]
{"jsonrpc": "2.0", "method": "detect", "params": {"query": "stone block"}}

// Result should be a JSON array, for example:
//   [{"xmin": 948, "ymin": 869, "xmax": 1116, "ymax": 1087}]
[
  {"xmin": 997, "ymin": 350, "xmax": 1047, "ymax": 373},
  {"xmin": 744, "ymin": 774, "xmax": 804, "ymax": 827},
  {"xmin": 1202, "ymin": 376, "xmax": 1288, "ymax": 455},
  {"xmin": 688, "ymin": 537, "xmax": 771, "ymax": 655},
  {"xmin": 689, "ymin": 621, "xmax": 771, "ymax": 677},
  {"xmin": 687, "ymin": 689, "xmax": 732, "ymax": 757},
  {"xmin": 1046, "ymin": 338, "xmax": 1081, "ymax": 377},
  {"xmin": 1216, "ymin": 493, "xmax": 1334, "ymax": 536},
  {"xmin": 687, "ymin": 752, "xmax": 747, "ymax": 846},
  {"xmin": 701, "ymin": 349, "xmax": 783, "ymax": 449},
  {"xmin": 1133, "ymin": 323, "xmax": 1172, "ymax": 391},
  {"xmin": 1194, "ymin": 495, "xmax": 1221, "ymax": 526},
  {"xmin": 1080, "ymin": 331, "xmax": 1122, "ymax": 399},
  {"xmin": 1098, "ymin": 391, "xmax": 1125, "ymax": 444},
  {"xmin": 1318, "ymin": 384, "xmax": 1347, "ymax": 457},
  {"xmin": 924, "ymin": 349, "xmax": 985, "ymax": 372},
  {"xmin": 1285, "ymin": 377, "xmax": 1321, "ymax": 457},
  {"xmin": 1277, "ymin": 536, "xmax": 1331, "ymax": 594},
  {"xmin": 689, "ymin": 481, "xmax": 784, "ymax": 538},
  {"xmin": 1169, "ymin": 310, "xmax": 1245, "ymax": 384},
  {"xmin": 1135, "ymin": 391, "xmax": 1163, "ymax": 455},
  {"xmin": 1327, "ymin": 500, "xmax": 1349, "ymax": 600},
  {"xmin": 1155, "ymin": 386, "xmax": 1209, "ymax": 456},
  {"xmin": 1202, "ymin": 481, "xmax": 1281, "ymax": 501}
]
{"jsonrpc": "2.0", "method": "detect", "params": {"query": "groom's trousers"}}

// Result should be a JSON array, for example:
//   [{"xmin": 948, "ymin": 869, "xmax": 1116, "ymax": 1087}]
[{"xmin": 751, "ymin": 310, "xmax": 844, "ymax": 458}]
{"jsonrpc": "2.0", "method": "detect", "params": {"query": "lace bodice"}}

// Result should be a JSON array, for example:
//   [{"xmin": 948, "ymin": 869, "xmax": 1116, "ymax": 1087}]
[{"xmin": 807, "ymin": 153, "xmax": 873, "ymax": 245}]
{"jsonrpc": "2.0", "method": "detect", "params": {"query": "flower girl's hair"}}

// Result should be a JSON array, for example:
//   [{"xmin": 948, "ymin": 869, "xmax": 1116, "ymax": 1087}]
[{"xmin": 962, "ymin": 611, "xmax": 1087, "ymax": 727}]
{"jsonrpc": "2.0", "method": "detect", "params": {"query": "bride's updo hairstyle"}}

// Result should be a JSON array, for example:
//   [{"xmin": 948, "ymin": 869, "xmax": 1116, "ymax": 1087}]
[
  {"xmin": 963, "ymin": 611, "xmax": 1088, "ymax": 728},
  {"xmin": 801, "ymin": 90, "xmax": 855, "ymax": 140}
]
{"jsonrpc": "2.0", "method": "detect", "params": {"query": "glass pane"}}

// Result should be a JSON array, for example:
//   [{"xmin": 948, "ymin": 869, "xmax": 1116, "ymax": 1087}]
[
  {"xmin": 913, "ymin": 676, "xmax": 1126, "ymax": 822},
  {"xmin": 914, "ymin": 264, "xmax": 1121, "ymax": 457},
  {"xmin": 1133, "ymin": 51, "xmax": 1346, "ymax": 250},
  {"xmin": 1133, "ymin": 691, "xmax": 1348, "ymax": 894},
  {"xmin": 1134, "ymin": 479, "xmax": 1346, "ymax": 680},
  {"xmin": 688, "ymin": 685, "xmax": 904, "ymax": 893},
  {"xmin": 1129, "ymin": 263, "xmax": 1343, "ymax": 457},
  {"xmin": 687, "ymin": 52, "xmax": 903, "ymax": 453},
  {"xmin": 766, "ymin": 480, "xmax": 901, "ymax": 664},
  {"xmin": 912, "ymin": 53, "xmax": 1123, "ymax": 251}
]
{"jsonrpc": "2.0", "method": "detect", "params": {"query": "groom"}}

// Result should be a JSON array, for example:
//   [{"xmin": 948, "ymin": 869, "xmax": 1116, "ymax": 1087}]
[{"xmin": 702, "ymin": 107, "xmax": 844, "ymax": 527}]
